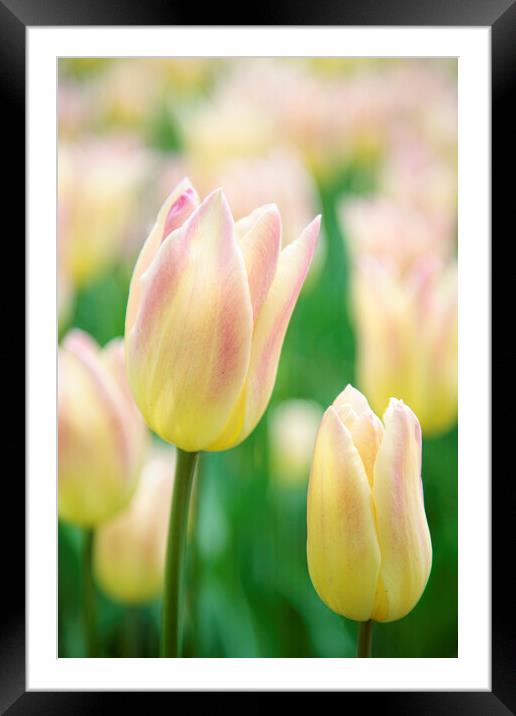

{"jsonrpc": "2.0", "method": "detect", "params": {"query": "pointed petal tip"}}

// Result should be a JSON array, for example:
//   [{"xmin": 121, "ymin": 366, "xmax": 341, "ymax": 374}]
[
  {"xmin": 204, "ymin": 186, "xmax": 225, "ymax": 203},
  {"xmin": 383, "ymin": 397, "xmax": 422, "ymax": 441},
  {"xmin": 333, "ymin": 384, "xmax": 371, "ymax": 416},
  {"xmin": 386, "ymin": 396, "xmax": 414, "ymax": 417},
  {"xmin": 62, "ymin": 329, "xmax": 98, "ymax": 355},
  {"xmin": 284, "ymin": 213, "xmax": 321, "ymax": 264},
  {"xmin": 307, "ymin": 213, "xmax": 322, "ymax": 237},
  {"xmin": 196, "ymin": 186, "xmax": 234, "ymax": 222}
]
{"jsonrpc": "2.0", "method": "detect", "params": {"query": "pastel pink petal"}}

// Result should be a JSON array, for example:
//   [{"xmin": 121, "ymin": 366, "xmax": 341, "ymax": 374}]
[
  {"xmin": 237, "ymin": 204, "xmax": 281, "ymax": 319},
  {"xmin": 126, "ymin": 189, "xmax": 253, "ymax": 451},
  {"xmin": 161, "ymin": 185, "xmax": 199, "ymax": 241},
  {"xmin": 207, "ymin": 215, "xmax": 320, "ymax": 450},
  {"xmin": 62, "ymin": 328, "xmax": 99, "ymax": 358},
  {"xmin": 125, "ymin": 178, "xmax": 199, "ymax": 336}
]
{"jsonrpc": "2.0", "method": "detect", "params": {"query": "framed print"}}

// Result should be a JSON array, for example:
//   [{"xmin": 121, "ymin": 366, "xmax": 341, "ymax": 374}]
[{"xmin": 3, "ymin": 0, "xmax": 509, "ymax": 709}]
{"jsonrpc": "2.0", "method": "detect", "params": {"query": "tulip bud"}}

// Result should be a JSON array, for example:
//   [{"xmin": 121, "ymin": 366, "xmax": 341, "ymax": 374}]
[
  {"xmin": 307, "ymin": 385, "xmax": 432, "ymax": 623},
  {"xmin": 352, "ymin": 257, "xmax": 457, "ymax": 435},
  {"xmin": 269, "ymin": 399, "xmax": 324, "ymax": 486},
  {"xmin": 93, "ymin": 447, "xmax": 174, "ymax": 604},
  {"xmin": 125, "ymin": 178, "xmax": 320, "ymax": 452},
  {"xmin": 58, "ymin": 330, "xmax": 147, "ymax": 526}
]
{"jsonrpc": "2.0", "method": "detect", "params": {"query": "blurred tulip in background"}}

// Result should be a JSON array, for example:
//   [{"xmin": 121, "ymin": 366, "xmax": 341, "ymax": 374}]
[
  {"xmin": 58, "ymin": 331, "xmax": 147, "ymax": 526},
  {"xmin": 58, "ymin": 138, "xmax": 151, "ymax": 288},
  {"xmin": 94, "ymin": 447, "xmax": 174, "ymax": 604},
  {"xmin": 351, "ymin": 257, "xmax": 457, "ymax": 436},
  {"xmin": 341, "ymin": 195, "xmax": 455, "ymax": 271},
  {"xmin": 269, "ymin": 400, "xmax": 324, "ymax": 486}
]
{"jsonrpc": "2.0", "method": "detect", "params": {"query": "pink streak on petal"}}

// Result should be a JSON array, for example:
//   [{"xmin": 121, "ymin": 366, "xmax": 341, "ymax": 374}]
[
  {"xmin": 238, "ymin": 205, "xmax": 281, "ymax": 319},
  {"xmin": 256, "ymin": 216, "xmax": 320, "ymax": 387},
  {"xmin": 161, "ymin": 188, "xmax": 198, "ymax": 242}
]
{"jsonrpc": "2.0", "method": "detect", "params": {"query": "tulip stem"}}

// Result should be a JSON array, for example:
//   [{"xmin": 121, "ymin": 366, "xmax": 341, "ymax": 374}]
[
  {"xmin": 357, "ymin": 620, "xmax": 373, "ymax": 658},
  {"xmin": 82, "ymin": 528, "xmax": 96, "ymax": 657},
  {"xmin": 161, "ymin": 448, "xmax": 199, "ymax": 657}
]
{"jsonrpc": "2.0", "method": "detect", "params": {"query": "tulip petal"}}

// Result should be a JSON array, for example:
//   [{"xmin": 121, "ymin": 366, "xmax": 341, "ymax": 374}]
[
  {"xmin": 207, "ymin": 215, "xmax": 320, "ymax": 450},
  {"xmin": 64, "ymin": 334, "xmax": 134, "ymax": 475},
  {"xmin": 237, "ymin": 204, "xmax": 281, "ymax": 318},
  {"xmin": 125, "ymin": 178, "xmax": 199, "ymax": 336},
  {"xmin": 372, "ymin": 399, "xmax": 432, "ymax": 622},
  {"xmin": 58, "ymin": 332, "xmax": 144, "ymax": 526},
  {"xmin": 332, "ymin": 385, "xmax": 384, "ymax": 487},
  {"xmin": 349, "ymin": 411, "xmax": 384, "ymax": 487},
  {"xmin": 126, "ymin": 189, "xmax": 253, "ymax": 451},
  {"xmin": 307, "ymin": 407, "xmax": 381, "ymax": 621},
  {"xmin": 333, "ymin": 383, "xmax": 371, "ymax": 416}
]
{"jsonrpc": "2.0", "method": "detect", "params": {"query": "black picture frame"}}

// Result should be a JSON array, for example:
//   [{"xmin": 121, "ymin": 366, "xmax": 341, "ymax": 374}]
[{"xmin": 5, "ymin": 0, "xmax": 507, "ymax": 710}]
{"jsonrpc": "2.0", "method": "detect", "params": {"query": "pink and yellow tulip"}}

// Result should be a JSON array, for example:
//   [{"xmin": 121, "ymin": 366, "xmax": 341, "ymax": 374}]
[
  {"xmin": 125, "ymin": 178, "xmax": 320, "ymax": 452},
  {"xmin": 94, "ymin": 447, "xmax": 174, "ymax": 604},
  {"xmin": 352, "ymin": 257, "xmax": 457, "ymax": 436},
  {"xmin": 341, "ymin": 195, "xmax": 454, "ymax": 271},
  {"xmin": 58, "ymin": 330, "xmax": 147, "ymax": 526},
  {"xmin": 307, "ymin": 385, "xmax": 432, "ymax": 623},
  {"xmin": 58, "ymin": 138, "xmax": 150, "ymax": 287}
]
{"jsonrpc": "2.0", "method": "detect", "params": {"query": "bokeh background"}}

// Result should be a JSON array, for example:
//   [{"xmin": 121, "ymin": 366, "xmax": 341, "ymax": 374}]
[{"xmin": 58, "ymin": 57, "xmax": 457, "ymax": 658}]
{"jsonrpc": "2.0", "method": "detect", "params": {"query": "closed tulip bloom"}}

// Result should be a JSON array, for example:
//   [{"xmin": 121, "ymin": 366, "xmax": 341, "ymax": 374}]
[
  {"xmin": 353, "ymin": 257, "xmax": 457, "ymax": 435},
  {"xmin": 125, "ymin": 178, "xmax": 320, "ymax": 452},
  {"xmin": 58, "ymin": 331, "xmax": 147, "ymax": 526},
  {"xmin": 307, "ymin": 385, "xmax": 432, "ymax": 623},
  {"xmin": 94, "ymin": 447, "xmax": 174, "ymax": 604}
]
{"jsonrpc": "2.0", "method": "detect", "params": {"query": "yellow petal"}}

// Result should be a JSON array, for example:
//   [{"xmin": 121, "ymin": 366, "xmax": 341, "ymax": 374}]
[
  {"xmin": 307, "ymin": 407, "xmax": 381, "ymax": 621},
  {"xmin": 333, "ymin": 383, "xmax": 372, "ymax": 416},
  {"xmin": 332, "ymin": 384, "xmax": 384, "ymax": 486},
  {"xmin": 372, "ymin": 399, "xmax": 432, "ymax": 622}
]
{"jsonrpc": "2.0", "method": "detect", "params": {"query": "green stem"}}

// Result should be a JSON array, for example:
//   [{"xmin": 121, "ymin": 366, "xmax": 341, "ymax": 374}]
[
  {"xmin": 357, "ymin": 620, "xmax": 373, "ymax": 658},
  {"xmin": 82, "ymin": 527, "xmax": 96, "ymax": 657},
  {"xmin": 161, "ymin": 448, "xmax": 199, "ymax": 657}
]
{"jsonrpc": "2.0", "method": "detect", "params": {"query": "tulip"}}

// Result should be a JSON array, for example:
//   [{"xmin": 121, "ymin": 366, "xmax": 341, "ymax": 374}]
[
  {"xmin": 307, "ymin": 385, "xmax": 432, "ymax": 629},
  {"xmin": 352, "ymin": 257, "xmax": 457, "ymax": 435},
  {"xmin": 125, "ymin": 178, "xmax": 321, "ymax": 453},
  {"xmin": 269, "ymin": 399, "xmax": 324, "ymax": 486},
  {"xmin": 58, "ymin": 330, "xmax": 147, "ymax": 527},
  {"xmin": 340, "ymin": 195, "xmax": 454, "ymax": 272},
  {"xmin": 94, "ymin": 447, "xmax": 174, "ymax": 604},
  {"xmin": 126, "ymin": 178, "xmax": 320, "ymax": 657},
  {"xmin": 180, "ymin": 96, "xmax": 276, "ymax": 168},
  {"xmin": 379, "ymin": 132, "xmax": 458, "ymax": 221},
  {"xmin": 58, "ymin": 139, "xmax": 150, "ymax": 287}
]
